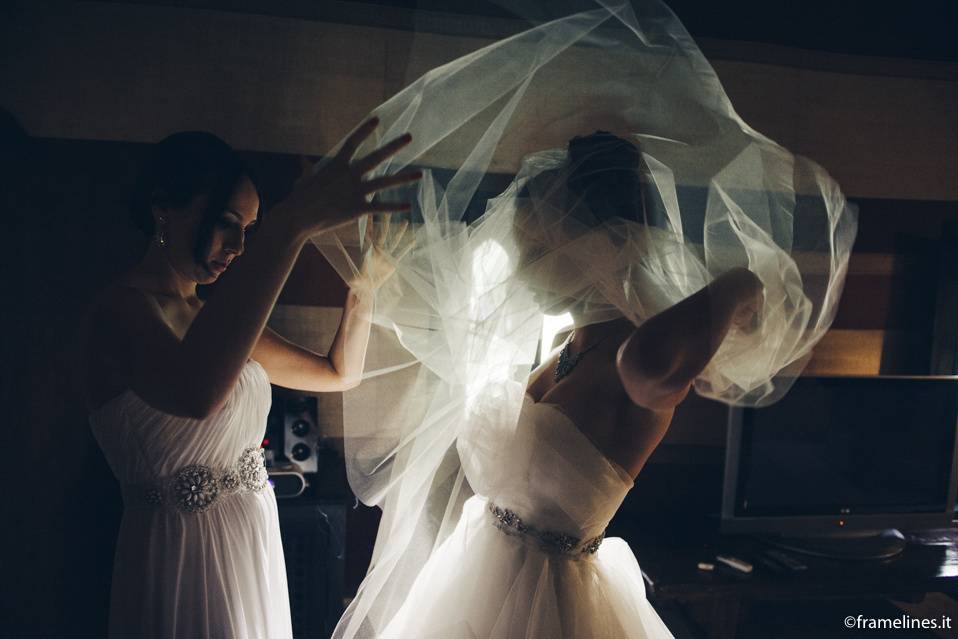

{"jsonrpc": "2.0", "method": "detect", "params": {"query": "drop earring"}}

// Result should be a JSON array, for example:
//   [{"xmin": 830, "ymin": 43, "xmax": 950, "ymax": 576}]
[{"xmin": 156, "ymin": 216, "xmax": 168, "ymax": 248}]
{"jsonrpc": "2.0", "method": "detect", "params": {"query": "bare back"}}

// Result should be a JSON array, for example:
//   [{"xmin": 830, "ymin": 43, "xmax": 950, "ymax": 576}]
[{"xmin": 525, "ymin": 321, "xmax": 675, "ymax": 480}]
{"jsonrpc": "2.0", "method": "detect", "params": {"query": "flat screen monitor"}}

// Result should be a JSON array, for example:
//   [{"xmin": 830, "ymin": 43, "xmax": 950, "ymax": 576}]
[{"xmin": 721, "ymin": 376, "xmax": 958, "ymax": 536}]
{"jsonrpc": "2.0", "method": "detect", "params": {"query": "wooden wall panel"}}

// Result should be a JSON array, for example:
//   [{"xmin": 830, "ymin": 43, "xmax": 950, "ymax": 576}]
[
  {"xmin": 3, "ymin": 2, "xmax": 958, "ymax": 199},
  {"xmin": 4, "ymin": 4, "xmax": 958, "ymax": 630}
]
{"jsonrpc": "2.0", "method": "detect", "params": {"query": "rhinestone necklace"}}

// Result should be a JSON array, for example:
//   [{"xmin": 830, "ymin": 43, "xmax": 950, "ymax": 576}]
[{"xmin": 554, "ymin": 331, "xmax": 606, "ymax": 382}]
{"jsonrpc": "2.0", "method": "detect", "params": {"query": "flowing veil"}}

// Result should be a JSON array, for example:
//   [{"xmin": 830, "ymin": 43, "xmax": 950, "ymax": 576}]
[{"xmin": 309, "ymin": 1, "xmax": 858, "ymax": 636}]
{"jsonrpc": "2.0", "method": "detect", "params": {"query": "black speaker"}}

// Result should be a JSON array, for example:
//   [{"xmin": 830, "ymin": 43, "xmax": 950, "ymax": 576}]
[
  {"xmin": 265, "ymin": 389, "xmax": 322, "ymax": 474},
  {"xmin": 278, "ymin": 503, "xmax": 346, "ymax": 639}
]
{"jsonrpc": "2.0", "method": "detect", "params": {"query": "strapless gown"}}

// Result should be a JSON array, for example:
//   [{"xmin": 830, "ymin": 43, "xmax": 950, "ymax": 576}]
[
  {"xmin": 377, "ymin": 394, "xmax": 675, "ymax": 638},
  {"xmin": 88, "ymin": 359, "xmax": 292, "ymax": 639}
]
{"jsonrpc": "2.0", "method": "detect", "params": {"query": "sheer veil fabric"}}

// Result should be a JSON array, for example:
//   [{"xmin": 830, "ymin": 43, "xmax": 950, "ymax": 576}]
[{"xmin": 311, "ymin": 1, "xmax": 857, "ymax": 637}]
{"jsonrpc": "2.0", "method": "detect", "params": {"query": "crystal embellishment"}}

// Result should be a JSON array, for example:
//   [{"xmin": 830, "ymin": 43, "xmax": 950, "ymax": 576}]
[
  {"xmin": 489, "ymin": 502, "xmax": 604, "ymax": 557},
  {"xmin": 172, "ymin": 465, "xmax": 219, "ymax": 513},
  {"xmin": 133, "ymin": 446, "xmax": 269, "ymax": 513},
  {"xmin": 144, "ymin": 487, "xmax": 164, "ymax": 506},
  {"xmin": 238, "ymin": 447, "xmax": 269, "ymax": 492},
  {"xmin": 220, "ymin": 469, "xmax": 241, "ymax": 494}
]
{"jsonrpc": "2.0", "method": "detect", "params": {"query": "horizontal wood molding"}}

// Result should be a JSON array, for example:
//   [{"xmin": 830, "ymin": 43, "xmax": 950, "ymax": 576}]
[
  {"xmin": 802, "ymin": 329, "xmax": 933, "ymax": 376},
  {"xmin": 3, "ymin": 2, "xmax": 956, "ymax": 200}
]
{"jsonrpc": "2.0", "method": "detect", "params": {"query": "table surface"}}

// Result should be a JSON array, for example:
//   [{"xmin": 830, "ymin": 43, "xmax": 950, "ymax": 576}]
[{"xmin": 612, "ymin": 519, "xmax": 958, "ymax": 602}]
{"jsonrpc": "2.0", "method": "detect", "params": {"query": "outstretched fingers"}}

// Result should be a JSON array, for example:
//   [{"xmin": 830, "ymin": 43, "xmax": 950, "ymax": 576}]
[
  {"xmin": 336, "ymin": 117, "xmax": 381, "ymax": 162},
  {"xmin": 362, "ymin": 170, "xmax": 422, "ymax": 195},
  {"xmin": 374, "ymin": 214, "xmax": 391, "ymax": 250},
  {"xmin": 360, "ymin": 170, "xmax": 421, "ymax": 217},
  {"xmin": 363, "ymin": 214, "xmax": 374, "ymax": 250},
  {"xmin": 354, "ymin": 133, "xmax": 413, "ymax": 174},
  {"xmin": 393, "ymin": 234, "xmax": 416, "ymax": 262},
  {"xmin": 387, "ymin": 219, "xmax": 410, "ymax": 253},
  {"xmin": 364, "ymin": 200, "xmax": 413, "ymax": 213}
]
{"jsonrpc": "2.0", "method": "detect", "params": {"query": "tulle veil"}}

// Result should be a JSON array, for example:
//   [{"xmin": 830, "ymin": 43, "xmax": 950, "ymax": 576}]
[{"xmin": 308, "ymin": 1, "xmax": 857, "ymax": 636}]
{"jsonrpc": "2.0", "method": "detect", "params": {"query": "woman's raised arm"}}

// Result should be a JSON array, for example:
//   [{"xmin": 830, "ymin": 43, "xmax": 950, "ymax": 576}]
[
  {"xmin": 251, "ymin": 215, "xmax": 413, "ymax": 392},
  {"xmin": 615, "ymin": 267, "xmax": 763, "ymax": 410},
  {"xmin": 88, "ymin": 120, "xmax": 419, "ymax": 418}
]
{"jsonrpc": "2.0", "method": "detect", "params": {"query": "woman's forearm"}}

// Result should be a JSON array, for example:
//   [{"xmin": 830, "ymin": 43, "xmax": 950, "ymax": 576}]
[
  {"xmin": 617, "ymin": 268, "xmax": 761, "ymax": 404},
  {"xmin": 326, "ymin": 289, "xmax": 375, "ymax": 389}
]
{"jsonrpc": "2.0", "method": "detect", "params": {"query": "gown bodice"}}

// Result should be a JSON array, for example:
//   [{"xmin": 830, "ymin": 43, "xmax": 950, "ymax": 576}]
[
  {"xmin": 458, "ymin": 393, "xmax": 634, "ymax": 544},
  {"xmin": 89, "ymin": 359, "xmax": 272, "ymax": 497}
]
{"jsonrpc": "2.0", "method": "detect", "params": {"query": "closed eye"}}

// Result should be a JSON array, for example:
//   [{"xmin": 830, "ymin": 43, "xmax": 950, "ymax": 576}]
[{"xmin": 218, "ymin": 216, "xmax": 258, "ymax": 235}]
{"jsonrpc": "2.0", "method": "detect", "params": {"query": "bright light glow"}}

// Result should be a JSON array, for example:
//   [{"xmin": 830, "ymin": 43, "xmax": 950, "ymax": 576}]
[
  {"xmin": 464, "ymin": 242, "xmax": 573, "ymax": 409},
  {"xmin": 470, "ymin": 240, "xmax": 510, "ymax": 319},
  {"xmin": 465, "ymin": 239, "xmax": 514, "ymax": 411},
  {"xmin": 541, "ymin": 312, "xmax": 574, "ymax": 358}
]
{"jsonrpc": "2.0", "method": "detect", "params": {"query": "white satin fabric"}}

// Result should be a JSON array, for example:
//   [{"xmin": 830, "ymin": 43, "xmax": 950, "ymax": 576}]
[
  {"xmin": 377, "ymin": 392, "xmax": 673, "ymax": 638},
  {"xmin": 88, "ymin": 360, "xmax": 292, "ymax": 639}
]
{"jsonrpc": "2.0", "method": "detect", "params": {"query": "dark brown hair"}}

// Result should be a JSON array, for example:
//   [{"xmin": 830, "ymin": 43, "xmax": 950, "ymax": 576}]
[
  {"xmin": 131, "ymin": 131, "xmax": 260, "ymax": 264},
  {"xmin": 566, "ymin": 130, "xmax": 644, "ymax": 223}
]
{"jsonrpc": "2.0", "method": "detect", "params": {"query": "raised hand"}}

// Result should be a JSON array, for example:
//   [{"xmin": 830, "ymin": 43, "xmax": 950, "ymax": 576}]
[
  {"xmin": 277, "ymin": 117, "xmax": 422, "ymax": 240},
  {"xmin": 349, "ymin": 213, "xmax": 414, "ymax": 295}
]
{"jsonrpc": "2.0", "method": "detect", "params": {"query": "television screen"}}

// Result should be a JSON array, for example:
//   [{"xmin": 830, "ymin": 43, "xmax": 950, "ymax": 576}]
[{"xmin": 730, "ymin": 377, "xmax": 958, "ymax": 519}]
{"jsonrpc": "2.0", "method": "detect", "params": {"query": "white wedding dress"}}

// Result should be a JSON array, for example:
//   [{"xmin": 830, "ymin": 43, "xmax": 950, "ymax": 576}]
[
  {"xmin": 319, "ymin": 3, "xmax": 854, "ymax": 637},
  {"xmin": 88, "ymin": 359, "xmax": 292, "ymax": 639},
  {"xmin": 377, "ymin": 393, "xmax": 675, "ymax": 639}
]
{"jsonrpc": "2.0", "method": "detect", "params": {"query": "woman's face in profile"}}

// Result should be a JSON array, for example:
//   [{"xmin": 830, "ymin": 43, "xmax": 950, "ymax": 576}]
[
  {"xmin": 162, "ymin": 175, "xmax": 260, "ymax": 284},
  {"xmin": 512, "ymin": 206, "xmax": 583, "ymax": 315}
]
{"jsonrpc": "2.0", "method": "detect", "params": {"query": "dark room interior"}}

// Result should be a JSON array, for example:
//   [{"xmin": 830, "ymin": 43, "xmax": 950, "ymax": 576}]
[{"xmin": 3, "ymin": 2, "xmax": 958, "ymax": 638}]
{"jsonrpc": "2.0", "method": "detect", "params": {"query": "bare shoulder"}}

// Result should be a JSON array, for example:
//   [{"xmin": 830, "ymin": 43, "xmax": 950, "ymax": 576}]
[
  {"xmin": 82, "ymin": 282, "xmax": 172, "ymax": 409},
  {"xmin": 87, "ymin": 283, "xmax": 167, "ymax": 341}
]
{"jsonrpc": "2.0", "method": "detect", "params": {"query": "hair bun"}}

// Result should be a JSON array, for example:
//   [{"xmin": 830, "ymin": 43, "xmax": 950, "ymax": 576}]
[
  {"xmin": 566, "ymin": 131, "xmax": 644, "ymax": 222},
  {"xmin": 566, "ymin": 131, "xmax": 641, "ymax": 195}
]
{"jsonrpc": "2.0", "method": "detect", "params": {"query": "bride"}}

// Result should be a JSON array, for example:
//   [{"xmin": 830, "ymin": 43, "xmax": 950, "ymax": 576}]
[
  {"xmin": 80, "ymin": 120, "xmax": 418, "ymax": 638},
  {"xmin": 371, "ymin": 132, "xmax": 765, "ymax": 639},
  {"xmin": 316, "ymin": 1, "xmax": 855, "ymax": 637}
]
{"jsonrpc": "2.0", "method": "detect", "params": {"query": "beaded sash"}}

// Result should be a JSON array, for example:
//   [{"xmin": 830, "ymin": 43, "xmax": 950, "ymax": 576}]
[
  {"xmin": 488, "ymin": 502, "xmax": 605, "ymax": 558},
  {"xmin": 127, "ymin": 447, "xmax": 269, "ymax": 514}
]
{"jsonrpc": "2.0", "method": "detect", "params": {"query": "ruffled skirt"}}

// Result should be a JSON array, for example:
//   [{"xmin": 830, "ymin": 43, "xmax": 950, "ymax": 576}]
[{"xmin": 379, "ymin": 496, "xmax": 674, "ymax": 639}]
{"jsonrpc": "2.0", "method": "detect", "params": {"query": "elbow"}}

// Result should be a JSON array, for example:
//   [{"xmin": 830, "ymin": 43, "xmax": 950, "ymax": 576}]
[
  {"xmin": 616, "ymin": 339, "xmax": 690, "ymax": 410},
  {"xmin": 616, "ymin": 331, "xmax": 674, "ymax": 382},
  {"xmin": 616, "ymin": 335, "xmax": 671, "ymax": 390},
  {"xmin": 621, "ymin": 377, "xmax": 692, "ymax": 411}
]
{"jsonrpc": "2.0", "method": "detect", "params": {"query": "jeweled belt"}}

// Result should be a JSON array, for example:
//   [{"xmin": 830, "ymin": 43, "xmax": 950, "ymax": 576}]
[
  {"xmin": 488, "ymin": 502, "xmax": 605, "ymax": 557},
  {"xmin": 126, "ymin": 447, "xmax": 269, "ymax": 514}
]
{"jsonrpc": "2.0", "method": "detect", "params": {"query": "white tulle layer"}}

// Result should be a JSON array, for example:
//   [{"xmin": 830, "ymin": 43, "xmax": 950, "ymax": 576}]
[{"xmin": 379, "ymin": 496, "xmax": 674, "ymax": 639}]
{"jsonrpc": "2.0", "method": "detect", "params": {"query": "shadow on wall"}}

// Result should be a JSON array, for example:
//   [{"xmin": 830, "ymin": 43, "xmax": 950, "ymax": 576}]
[{"xmin": 2, "ymin": 107, "xmax": 144, "ymax": 637}]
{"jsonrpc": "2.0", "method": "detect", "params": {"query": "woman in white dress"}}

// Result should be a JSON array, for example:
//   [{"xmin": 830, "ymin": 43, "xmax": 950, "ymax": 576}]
[
  {"xmin": 314, "ymin": 2, "xmax": 855, "ymax": 638},
  {"xmin": 366, "ymin": 133, "xmax": 764, "ymax": 639},
  {"xmin": 81, "ymin": 119, "xmax": 419, "ymax": 639}
]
